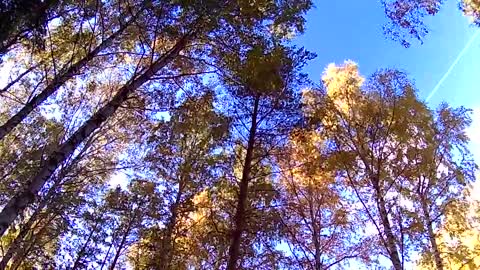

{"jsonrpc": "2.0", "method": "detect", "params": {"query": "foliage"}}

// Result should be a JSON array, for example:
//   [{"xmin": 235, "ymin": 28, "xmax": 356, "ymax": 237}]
[{"xmin": 0, "ymin": 1, "xmax": 477, "ymax": 270}]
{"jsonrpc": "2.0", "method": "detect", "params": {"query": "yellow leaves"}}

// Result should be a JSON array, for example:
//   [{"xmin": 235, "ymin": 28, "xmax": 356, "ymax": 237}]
[
  {"xmin": 416, "ymin": 201, "xmax": 480, "ymax": 270},
  {"xmin": 192, "ymin": 190, "xmax": 210, "ymax": 207},
  {"xmin": 189, "ymin": 190, "xmax": 211, "ymax": 224},
  {"xmin": 461, "ymin": 0, "xmax": 480, "ymax": 24},
  {"xmin": 300, "ymin": 60, "xmax": 367, "ymax": 135},
  {"xmin": 322, "ymin": 60, "xmax": 364, "ymax": 114},
  {"xmin": 289, "ymin": 128, "xmax": 323, "ymax": 156},
  {"xmin": 281, "ymin": 129, "xmax": 336, "ymax": 194}
]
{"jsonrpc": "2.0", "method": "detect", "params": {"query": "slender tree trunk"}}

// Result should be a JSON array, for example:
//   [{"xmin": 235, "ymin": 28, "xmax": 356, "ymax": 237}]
[
  {"xmin": 0, "ymin": 194, "xmax": 48, "ymax": 269},
  {"xmin": 226, "ymin": 96, "xmax": 260, "ymax": 270},
  {"xmin": 157, "ymin": 187, "xmax": 182, "ymax": 270},
  {"xmin": 373, "ymin": 179, "xmax": 402, "ymax": 270},
  {"xmin": 309, "ymin": 199, "xmax": 322, "ymax": 270},
  {"xmin": 109, "ymin": 213, "xmax": 136, "ymax": 270},
  {"xmin": 0, "ymin": 64, "xmax": 39, "ymax": 94},
  {"xmin": 99, "ymin": 237, "xmax": 115, "ymax": 270},
  {"xmin": 71, "ymin": 221, "xmax": 99, "ymax": 270},
  {"xmin": 0, "ymin": 10, "xmax": 139, "ymax": 141},
  {"xmin": 420, "ymin": 198, "xmax": 444, "ymax": 270},
  {"xmin": 0, "ymin": 149, "xmax": 85, "ymax": 268},
  {"xmin": 0, "ymin": 34, "xmax": 190, "ymax": 237}
]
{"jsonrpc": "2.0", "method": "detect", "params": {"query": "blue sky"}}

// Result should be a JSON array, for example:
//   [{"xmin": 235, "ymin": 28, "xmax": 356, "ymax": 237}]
[{"xmin": 296, "ymin": 0, "xmax": 480, "ymax": 108}]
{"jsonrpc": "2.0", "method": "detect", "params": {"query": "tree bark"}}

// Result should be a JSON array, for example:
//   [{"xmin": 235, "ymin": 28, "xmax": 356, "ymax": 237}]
[
  {"xmin": 373, "ymin": 179, "xmax": 402, "ymax": 270},
  {"xmin": 421, "ymin": 198, "xmax": 444, "ymax": 270},
  {"xmin": 309, "ymin": 199, "xmax": 322, "ymax": 270},
  {"xmin": 109, "ymin": 213, "xmax": 136, "ymax": 270},
  {"xmin": 0, "ymin": 34, "xmax": 190, "ymax": 237},
  {"xmin": 157, "ymin": 186, "xmax": 183, "ymax": 270},
  {"xmin": 71, "ymin": 220, "xmax": 99, "ymax": 270},
  {"xmin": 0, "ymin": 147, "xmax": 85, "ymax": 268},
  {"xmin": 0, "ymin": 193, "xmax": 49, "ymax": 269},
  {"xmin": 0, "ymin": 10, "xmax": 139, "ymax": 141},
  {"xmin": 99, "ymin": 236, "xmax": 115, "ymax": 270},
  {"xmin": 226, "ymin": 96, "xmax": 260, "ymax": 270}
]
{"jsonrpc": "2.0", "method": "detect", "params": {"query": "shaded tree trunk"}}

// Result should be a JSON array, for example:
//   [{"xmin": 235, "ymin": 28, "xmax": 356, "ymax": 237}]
[
  {"xmin": 0, "ymin": 192, "xmax": 50, "ymax": 269},
  {"xmin": 309, "ymin": 199, "xmax": 322, "ymax": 270},
  {"xmin": 157, "ymin": 185, "xmax": 183, "ymax": 270},
  {"xmin": 99, "ymin": 236, "xmax": 115, "ymax": 270},
  {"xmin": 421, "ymin": 198, "xmax": 444, "ymax": 270},
  {"xmin": 373, "ymin": 178, "xmax": 402, "ymax": 270},
  {"xmin": 109, "ymin": 213, "xmax": 136, "ymax": 270},
  {"xmin": 226, "ymin": 96, "xmax": 260, "ymax": 270},
  {"xmin": 0, "ymin": 34, "xmax": 190, "ymax": 237},
  {"xmin": 71, "ymin": 220, "xmax": 99, "ymax": 270},
  {"xmin": 0, "ymin": 146, "xmax": 86, "ymax": 268},
  {"xmin": 0, "ymin": 9, "xmax": 140, "ymax": 141}
]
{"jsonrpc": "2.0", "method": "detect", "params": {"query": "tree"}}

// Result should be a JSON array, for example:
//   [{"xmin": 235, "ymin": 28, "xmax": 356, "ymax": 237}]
[
  {"xmin": 0, "ymin": 0, "xmax": 315, "ymax": 239},
  {"xmin": 382, "ymin": 0, "xmax": 480, "ymax": 46},
  {"xmin": 302, "ymin": 60, "xmax": 477, "ymax": 270},
  {"xmin": 277, "ymin": 129, "xmax": 372, "ymax": 269},
  {"xmin": 216, "ymin": 39, "xmax": 313, "ymax": 269},
  {"xmin": 416, "ymin": 200, "xmax": 480, "ymax": 270},
  {"xmin": 399, "ymin": 103, "xmax": 476, "ymax": 270},
  {"xmin": 128, "ymin": 91, "xmax": 230, "ymax": 269},
  {"xmin": 2, "ymin": 1, "xmax": 479, "ymax": 269},
  {"xmin": 0, "ymin": 0, "xmax": 147, "ymax": 141}
]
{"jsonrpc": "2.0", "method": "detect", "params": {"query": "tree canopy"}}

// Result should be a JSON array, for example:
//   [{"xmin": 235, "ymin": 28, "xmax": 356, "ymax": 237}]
[{"xmin": 0, "ymin": 1, "xmax": 477, "ymax": 269}]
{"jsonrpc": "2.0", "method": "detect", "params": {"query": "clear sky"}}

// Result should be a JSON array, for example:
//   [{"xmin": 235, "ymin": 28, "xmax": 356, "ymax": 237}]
[{"xmin": 296, "ymin": 0, "xmax": 479, "ymax": 107}]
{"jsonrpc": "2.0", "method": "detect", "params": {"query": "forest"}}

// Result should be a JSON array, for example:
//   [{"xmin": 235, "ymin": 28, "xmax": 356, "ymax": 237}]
[{"xmin": 0, "ymin": 0, "xmax": 479, "ymax": 269}]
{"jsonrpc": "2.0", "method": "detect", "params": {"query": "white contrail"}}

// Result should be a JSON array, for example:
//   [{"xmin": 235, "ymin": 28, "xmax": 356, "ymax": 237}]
[{"xmin": 426, "ymin": 30, "xmax": 480, "ymax": 102}]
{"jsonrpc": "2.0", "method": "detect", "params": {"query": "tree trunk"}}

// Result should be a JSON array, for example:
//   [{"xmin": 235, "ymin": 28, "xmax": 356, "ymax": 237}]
[
  {"xmin": 0, "ymin": 148, "xmax": 85, "ymax": 268},
  {"xmin": 226, "ymin": 96, "xmax": 260, "ymax": 270},
  {"xmin": 99, "ymin": 237, "xmax": 115, "ymax": 270},
  {"xmin": 109, "ymin": 213, "xmax": 136, "ymax": 270},
  {"xmin": 309, "ymin": 199, "xmax": 322, "ymax": 270},
  {"xmin": 373, "ymin": 179, "xmax": 402, "ymax": 270},
  {"xmin": 157, "ymin": 186, "xmax": 183, "ymax": 270},
  {"xmin": 0, "ymin": 193, "xmax": 49, "ymax": 269},
  {"xmin": 0, "ymin": 10, "xmax": 139, "ymax": 141},
  {"xmin": 421, "ymin": 198, "xmax": 444, "ymax": 270},
  {"xmin": 0, "ymin": 34, "xmax": 190, "ymax": 237},
  {"xmin": 71, "ymin": 221, "xmax": 99, "ymax": 270}
]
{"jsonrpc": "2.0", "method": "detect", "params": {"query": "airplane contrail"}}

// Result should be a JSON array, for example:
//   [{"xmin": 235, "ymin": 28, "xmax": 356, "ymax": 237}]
[{"xmin": 426, "ymin": 30, "xmax": 480, "ymax": 102}]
